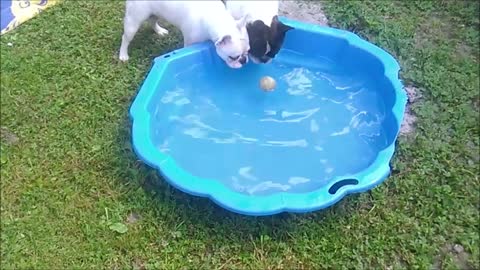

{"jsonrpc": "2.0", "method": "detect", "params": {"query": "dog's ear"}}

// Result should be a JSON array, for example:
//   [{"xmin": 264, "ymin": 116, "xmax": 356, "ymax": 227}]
[
  {"xmin": 271, "ymin": 15, "xmax": 294, "ymax": 33},
  {"xmin": 215, "ymin": 35, "xmax": 232, "ymax": 47},
  {"xmin": 235, "ymin": 15, "xmax": 250, "ymax": 30}
]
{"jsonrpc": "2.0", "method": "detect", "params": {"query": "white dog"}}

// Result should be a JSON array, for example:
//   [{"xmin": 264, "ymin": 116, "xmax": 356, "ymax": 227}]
[
  {"xmin": 224, "ymin": 0, "xmax": 293, "ymax": 64},
  {"xmin": 119, "ymin": 0, "xmax": 250, "ymax": 68}
]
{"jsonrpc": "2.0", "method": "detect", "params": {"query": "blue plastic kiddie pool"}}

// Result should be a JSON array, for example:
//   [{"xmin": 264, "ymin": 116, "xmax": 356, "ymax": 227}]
[{"xmin": 129, "ymin": 17, "xmax": 407, "ymax": 216}]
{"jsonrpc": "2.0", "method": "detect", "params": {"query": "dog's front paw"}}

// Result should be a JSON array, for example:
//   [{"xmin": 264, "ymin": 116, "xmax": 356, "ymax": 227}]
[
  {"xmin": 119, "ymin": 53, "xmax": 129, "ymax": 62},
  {"xmin": 153, "ymin": 24, "xmax": 169, "ymax": 36}
]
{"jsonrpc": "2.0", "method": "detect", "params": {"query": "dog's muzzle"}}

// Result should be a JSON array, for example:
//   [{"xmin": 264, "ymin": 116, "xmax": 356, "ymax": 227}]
[
  {"xmin": 259, "ymin": 55, "xmax": 272, "ymax": 63},
  {"xmin": 250, "ymin": 54, "xmax": 272, "ymax": 64},
  {"xmin": 239, "ymin": 56, "xmax": 247, "ymax": 65}
]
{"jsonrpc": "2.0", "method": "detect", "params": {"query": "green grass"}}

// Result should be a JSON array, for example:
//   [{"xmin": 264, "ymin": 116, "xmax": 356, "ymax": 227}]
[{"xmin": 1, "ymin": 0, "xmax": 478, "ymax": 269}]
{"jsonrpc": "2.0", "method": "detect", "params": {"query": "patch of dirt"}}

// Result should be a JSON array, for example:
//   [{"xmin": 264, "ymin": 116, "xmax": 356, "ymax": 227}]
[
  {"xmin": 473, "ymin": 96, "xmax": 480, "ymax": 110},
  {"xmin": 415, "ymin": 15, "xmax": 474, "ymax": 61},
  {"xmin": 456, "ymin": 43, "xmax": 473, "ymax": 60},
  {"xmin": 432, "ymin": 243, "xmax": 474, "ymax": 270},
  {"xmin": 414, "ymin": 15, "xmax": 455, "ymax": 50},
  {"xmin": 126, "ymin": 212, "xmax": 141, "ymax": 224},
  {"xmin": 131, "ymin": 258, "xmax": 146, "ymax": 270},
  {"xmin": 400, "ymin": 85, "xmax": 422, "ymax": 136},
  {"xmin": 466, "ymin": 140, "xmax": 480, "ymax": 165},
  {"xmin": 0, "ymin": 126, "xmax": 19, "ymax": 145},
  {"xmin": 279, "ymin": 1, "xmax": 329, "ymax": 26},
  {"xmin": 385, "ymin": 255, "xmax": 407, "ymax": 270}
]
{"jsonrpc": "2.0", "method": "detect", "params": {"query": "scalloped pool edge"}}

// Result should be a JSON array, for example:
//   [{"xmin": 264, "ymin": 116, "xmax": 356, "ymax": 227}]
[{"xmin": 129, "ymin": 17, "xmax": 408, "ymax": 216}]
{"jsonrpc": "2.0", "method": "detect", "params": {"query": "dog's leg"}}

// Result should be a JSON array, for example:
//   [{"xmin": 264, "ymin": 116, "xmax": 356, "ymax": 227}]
[
  {"xmin": 119, "ymin": 16, "xmax": 143, "ymax": 62},
  {"xmin": 183, "ymin": 33, "xmax": 194, "ymax": 47},
  {"xmin": 149, "ymin": 17, "xmax": 169, "ymax": 36}
]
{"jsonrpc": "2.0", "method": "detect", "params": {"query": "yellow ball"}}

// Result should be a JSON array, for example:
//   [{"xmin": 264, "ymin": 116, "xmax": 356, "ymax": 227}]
[{"xmin": 260, "ymin": 76, "xmax": 276, "ymax": 91}]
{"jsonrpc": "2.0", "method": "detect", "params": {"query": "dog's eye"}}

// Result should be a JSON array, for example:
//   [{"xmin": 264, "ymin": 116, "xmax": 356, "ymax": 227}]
[
  {"xmin": 229, "ymin": 56, "xmax": 240, "ymax": 61},
  {"xmin": 19, "ymin": 1, "xmax": 30, "ymax": 8}
]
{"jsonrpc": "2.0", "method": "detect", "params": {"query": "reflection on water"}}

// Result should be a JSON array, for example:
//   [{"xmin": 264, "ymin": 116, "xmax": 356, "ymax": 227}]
[{"xmin": 150, "ymin": 54, "xmax": 387, "ymax": 196}]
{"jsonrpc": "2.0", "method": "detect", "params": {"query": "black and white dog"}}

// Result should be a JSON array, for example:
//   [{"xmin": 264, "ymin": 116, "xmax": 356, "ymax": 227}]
[{"xmin": 223, "ymin": 0, "xmax": 294, "ymax": 64}]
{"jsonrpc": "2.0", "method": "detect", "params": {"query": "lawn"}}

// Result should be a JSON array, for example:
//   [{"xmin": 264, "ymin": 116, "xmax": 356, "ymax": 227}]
[{"xmin": 1, "ymin": 1, "xmax": 478, "ymax": 269}]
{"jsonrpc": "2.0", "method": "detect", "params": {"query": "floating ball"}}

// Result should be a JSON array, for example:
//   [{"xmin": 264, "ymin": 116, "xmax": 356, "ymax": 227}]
[{"xmin": 260, "ymin": 76, "xmax": 276, "ymax": 91}]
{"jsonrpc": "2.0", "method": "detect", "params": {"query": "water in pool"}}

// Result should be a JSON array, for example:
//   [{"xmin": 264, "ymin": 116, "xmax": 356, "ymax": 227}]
[{"xmin": 151, "ymin": 50, "xmax": 388, "ymax": 196}]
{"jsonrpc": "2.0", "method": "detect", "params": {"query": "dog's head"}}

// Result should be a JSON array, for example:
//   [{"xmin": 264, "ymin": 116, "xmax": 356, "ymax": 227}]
[
  {"xmin": 214, "ymin": 16, "xmax": 250, "ymax": 69},
  {"xmin": 247, "ymin": 15, "xmax": 293, "ymax": 64}
]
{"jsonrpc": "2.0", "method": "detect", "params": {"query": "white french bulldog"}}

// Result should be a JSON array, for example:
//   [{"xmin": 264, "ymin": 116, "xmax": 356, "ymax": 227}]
[{"xmin": 119, "ymin": 0, "xmax": 250, "ymax": 68}]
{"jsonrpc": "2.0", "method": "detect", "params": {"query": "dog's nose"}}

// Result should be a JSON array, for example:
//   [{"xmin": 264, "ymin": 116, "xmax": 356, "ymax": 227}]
[{"xmin": 239, "ymin": 56, "xmax": 247, "ymax": 65}]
